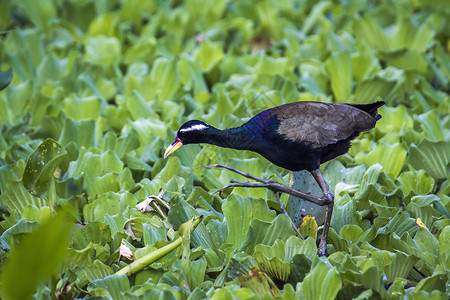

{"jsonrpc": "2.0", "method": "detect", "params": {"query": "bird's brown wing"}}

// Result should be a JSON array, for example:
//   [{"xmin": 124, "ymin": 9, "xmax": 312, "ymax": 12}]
[{"xmin": 273, "ymin": 102, "xmax": 377, "ymax": 148}]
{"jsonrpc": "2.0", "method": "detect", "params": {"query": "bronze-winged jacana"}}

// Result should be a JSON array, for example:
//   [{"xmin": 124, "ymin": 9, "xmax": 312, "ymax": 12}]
[{"xmin": 165, "ymin": 101, "xmax": 385, "ymax": 256}]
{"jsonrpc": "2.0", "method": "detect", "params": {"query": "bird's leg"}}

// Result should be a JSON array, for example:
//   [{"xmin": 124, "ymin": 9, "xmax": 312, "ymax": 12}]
[
  {"xmin": 201, "ymin": 164, "xmax": 334, "ymax": 256},
  {"xmin": 200, "ymin": 164, "xmax": 332, "ymax": 206},
  {"xmin": 310, "ymin": 169, "xmax": 334, "ymax": 257},
  {"xmin": 273, "ymin": 192, "xmax": 304, "ymax": 239}
]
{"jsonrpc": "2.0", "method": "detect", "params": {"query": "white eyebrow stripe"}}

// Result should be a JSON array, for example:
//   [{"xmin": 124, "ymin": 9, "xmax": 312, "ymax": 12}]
[{"xmin": 179, "ymin": 124, "xmax": 208, "ymax": 132}]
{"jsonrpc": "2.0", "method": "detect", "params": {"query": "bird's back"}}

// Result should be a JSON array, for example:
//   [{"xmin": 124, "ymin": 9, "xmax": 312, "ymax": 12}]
[{"xmin": 243, "ymin": 101, "xmax": 384, "ymax": 171}]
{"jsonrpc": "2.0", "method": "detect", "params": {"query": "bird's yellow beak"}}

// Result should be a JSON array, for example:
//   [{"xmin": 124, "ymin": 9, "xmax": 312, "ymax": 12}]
[{"xmin": 164, "ymin": 138, "xmax": 183, "ymax": 158}]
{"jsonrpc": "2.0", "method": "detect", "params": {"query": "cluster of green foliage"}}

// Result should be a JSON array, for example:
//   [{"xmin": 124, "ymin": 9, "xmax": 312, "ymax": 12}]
[{"xmin": 0, "ymin": 0, "xmax": 449, "ymax": 299}]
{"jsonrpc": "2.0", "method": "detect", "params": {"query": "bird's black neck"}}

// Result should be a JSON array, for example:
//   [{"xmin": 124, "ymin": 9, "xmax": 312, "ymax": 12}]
[{"xmin": 202, "ymin": 126, "xmax": 255, "ymax": 151}]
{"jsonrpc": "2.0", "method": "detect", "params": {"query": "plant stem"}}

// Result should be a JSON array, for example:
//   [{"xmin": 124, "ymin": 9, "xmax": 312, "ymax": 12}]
[{"xmin": 115, "ymin": 215, "xmax": 203, "ymax": 276}]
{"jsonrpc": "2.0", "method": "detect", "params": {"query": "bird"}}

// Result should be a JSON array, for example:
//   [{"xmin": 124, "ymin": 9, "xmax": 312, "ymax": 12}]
[{"xmin": 164, "ymin": 100, "xmax": 385, "ymax": 256}]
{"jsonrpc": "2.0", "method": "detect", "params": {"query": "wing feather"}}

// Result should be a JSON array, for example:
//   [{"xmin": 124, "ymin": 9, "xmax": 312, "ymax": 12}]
[{"xmin": 273, "ymin": 102, "xmax": 377, "ymax": 147}]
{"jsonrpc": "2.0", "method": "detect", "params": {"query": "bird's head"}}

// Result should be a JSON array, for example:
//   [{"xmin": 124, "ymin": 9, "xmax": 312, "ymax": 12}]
[{"xmin": 164, "ymin": 120, "xmax": 210, "ymax": 158}]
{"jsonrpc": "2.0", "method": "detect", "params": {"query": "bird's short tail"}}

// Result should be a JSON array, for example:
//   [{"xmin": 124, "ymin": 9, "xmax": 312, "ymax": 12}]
[{"xmin": 348, "ymin": 101, "xmax": 385, "ymax": 120}]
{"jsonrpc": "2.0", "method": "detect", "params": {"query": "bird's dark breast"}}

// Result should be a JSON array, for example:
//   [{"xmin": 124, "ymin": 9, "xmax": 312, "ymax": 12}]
[
  {"xmin": 254, "ymin": 135, "xmax": 353, "ymax": 172},
  {"xmin": 254, "ymin": 139, "xmax": 321, "ymax": 171}
]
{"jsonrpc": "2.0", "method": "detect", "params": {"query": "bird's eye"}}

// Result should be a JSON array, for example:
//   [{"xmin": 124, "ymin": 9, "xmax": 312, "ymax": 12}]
[{"xmin": 178, "ymin": 130, "xmax": 186, "ymax": 137}]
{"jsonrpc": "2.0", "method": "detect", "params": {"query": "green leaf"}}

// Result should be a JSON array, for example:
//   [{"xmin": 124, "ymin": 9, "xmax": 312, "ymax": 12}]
[
  {"xmin": 397, "ymin": 170, "xmax": 435, "ymax": 197},
  {"xmin": 340, "ymin": 225, "xmax": 363, "ymax": 243},
  {"xmin": 328, "ymin": 227, "xmax": 349, "ymax": 252},
  {"xmin": 72, "ymin": 221, "xmax": 112, "ymax": 250},
  {"xmin": 130, "ymin": 118, "xmax": 167, "ymax": 150},
  {"xmin": 332, "ymin": 195, "xmax": 356, "ymax": 234},
  {"xmin": 355, "ymin": 143, "xmax": 407, "ymax": 178},
  {"xmin": 325, "ymin": 51, "xmax": 352, "ymax": 101},
  {"xmin": 354, "ymin": 69, "xmax": 401, "ymax": 101},
  {"xmin": 387, "ymin": 277, "xmax": 408, "ymax": 298},
  {"xmin": 414, "ymin": 227, "xmax": 439, "ymax": 266},
  {"xmin": 137, "ymin": 283, "xmax": 181, "ymax": 299},
  {"xmin": 253, "ymin": 56, "xmax": 290, "ymax": 75},
  {"xmin": 35, "ymin": 55, "xmax": 68, "ymax": 88},
  {"xmin": 84, "ymin": 36, "xmax": 122, "ymax": 65},
  {"xmin": 14, "ymin": 0, "xmax": 56, "ymax": 31},
  {"xmin": 376, "ymin": 105, "xmax": 414, "ymax": 134},
  {"xmin": 22, "ymin": 205, "xmax": 52, "ymax": 223},
  {"xmin": 178, "ymin": 54, "xmax": 208, "ymax": 97},
  {"xmin": 286, "ymin": 236, "xmax": 317, "ymax": 262},
  {"xmin": 150, "ymin": 57, "xmax": 180, "ymax": 102},
  {"xmin": 354, "ymin": 15, "xmax": 389, "ymax": 51},
  {"xmin": 65, "ymin": 149, "xmax": 124, "ymax": 182},
  {"xmin": 407, "ymin": 196, "xmax": 445, "ymax": 230},
  {"xmin": 0, "ymin": 82, "xmax": 32, "ymax": 124},
  {"xmin": 58, "ymin": 118, "xmax": 96, "ymax": 149},
  {"xmin": 390, "ymin": 18, "xmax": 435, "ymax": 52},
  {"xmin": 83, "ymin": 192, "xmax": 136, "ymax": 223},
  {"xmin": 299, "ymin": 261, "xmax": 342, "ymax": 300},
  {"xmin": 254, "ymin": 236, "xmax": 316, "ymax": 283},
  {"xmin": 351, "ymin": 53, "xmax": 378, "ymax": 82},
  {"xmin": 299, "ymin": 214, "xmax": 318, "ymax": 241},
  {"xmin": 409, "ymin": 139, "xmax": 450, "ymax": 181},
  {"xmin": 243, "ymin": 214, "xmax": 296, "ymax": 254},
  {"xmin": 289, "ymin": 254, "xmax": 313, "ymax": 285},
  {"xmin": 222, "ymin": 194, "xmax": 275, "ymax": 249},
  {"xmin": 22, "ymin": 138, "xmax": 67, "ymax": 194},
  {"xmin": 85, "ymin": 172, "xmax": 120, "ymax": 197},
  {"xmin": 439, "ymin": 225, "xmax": 450, "ymax": 270},
  {"xmin": 254, "ymin": 240, "xmax": 291, "ymax": 282},
  {"xmin": 193, "ymin": 40, "xmax": 224, "ymax": 72},
  {"xmin": 0, "ymin": 164, "xmax": 19, "ymax": 194},
  {"xmin": 376, "ymin": 210, "xmax": 419, "ymax": 240},
  {"xmin": 154, "ymin": 157, "xmax": 183, "ymax": 183},
  {"xmin": 0, "ymin": 66, "xmax": 13, "ymax": 91},
  {"xmin": 302, "ymin": 1, "xmax": 332, "ymax": 34},
  {"xmin": 59, "ymin": 244, "xmax": 94, "ymax": 273},
  {"xmin": 82, "ymin": 260, "xmax": 113, "ymax": 282},
  {"xmin": 0, "ymin": 180, "xmax": 47, "ymax": 216},
  {"xmin": 412, "ymin": 274, "xmax": 447, "ymax": 294},
  {"xmin": 384, "ymin": 50, "xmax": 428, "ymax": 73},
  {"xmin": 168, "ymin": 197, "xmax": 219, "ymax": 251},
  {"xmin": 125, "ymin": 90, "xmax": 153, "ymax": 121},
  {"xmin": 238, "ymin": 266, "xmax": 280, "ymax": 298},
  {"xmin": 0, "ymin": 211, "xmax": 73, "ymax": 300},
  {"xmin": 415, "ymin": 109, "xmax": 446, "ymax": 142},
  {"xmin": 323, "ymin": 160, "xmax": 367, "ymax": 193},
  {"xmin": 88, "ymin": 275, "xmax": 131, "ymax": 299},
  {"xmin": 63, "ymin": 95, "xmax": 102, "ymax": 121},
  {"xmin": 0, "ymin": 218, "xmax": 39, "ymax": 250},
  {"xmin": 384, "ymin": 251, "xmax": 420, "ymax": 283},
  {"xmin": 331, "ymin": 253, "xmax": 387, "ymax": 298}
]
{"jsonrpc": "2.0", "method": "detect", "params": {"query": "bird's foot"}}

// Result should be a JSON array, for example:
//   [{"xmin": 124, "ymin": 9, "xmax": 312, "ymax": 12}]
[
  {"xmin": 321, "ymin": 191, "xmax": 334, "ymax": 206},
  {"xmin": 317, "ymin": 245, "xmax": 329, "ymax": 257}
]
